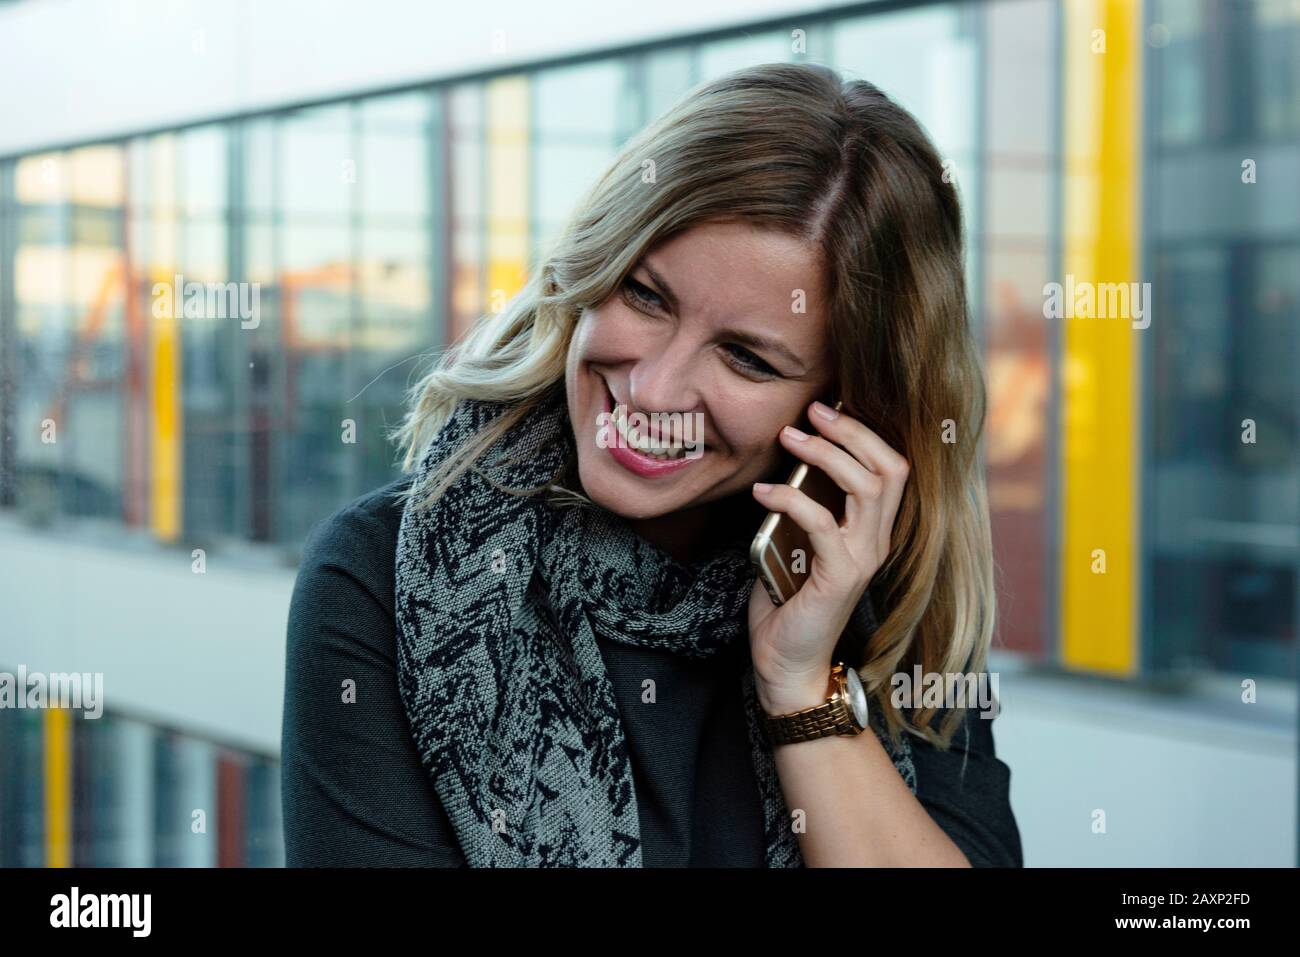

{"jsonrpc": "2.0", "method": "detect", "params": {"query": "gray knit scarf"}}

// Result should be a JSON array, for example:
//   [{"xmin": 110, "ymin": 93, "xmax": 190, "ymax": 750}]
[{"xmin": 394, "ymin": 385, "xmax": 916, "ymax": 867}]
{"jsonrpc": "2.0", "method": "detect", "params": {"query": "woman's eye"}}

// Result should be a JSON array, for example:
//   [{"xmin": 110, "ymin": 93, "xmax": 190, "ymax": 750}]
[
  {"xmin": 621, "ymin": 277, "xmax": 666, "ymax": 312},
  {"xmin": 723, "ymin": 344, "xmax": 779, "ymax": 378},
  {"xmin": 620, "ymin": 276, "xmax": 779, "ymax": 380}
]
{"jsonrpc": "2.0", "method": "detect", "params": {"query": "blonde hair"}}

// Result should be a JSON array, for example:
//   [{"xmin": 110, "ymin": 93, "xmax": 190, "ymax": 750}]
[{"xmin": 390, "ymin": 62, "xmax": 996, "ymax": 751}]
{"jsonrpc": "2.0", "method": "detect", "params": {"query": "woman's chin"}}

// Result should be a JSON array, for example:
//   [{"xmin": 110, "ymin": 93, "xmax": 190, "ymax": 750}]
[
  {"xmin": 577, "ymin": 456, "xmax": 700, "ymax": 522},
  {"xmin": 582, "ymin": 472, "xmax": 673, "ymax": 521}
]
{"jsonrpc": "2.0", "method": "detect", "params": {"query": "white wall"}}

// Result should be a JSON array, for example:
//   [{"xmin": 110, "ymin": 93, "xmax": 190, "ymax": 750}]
[
  {"xmin": 0, "ymin": 513, "xmax": 294, "ymax": 754},
  {"xmin": 992, "ymin": 664, "xmax": 1296, "ymax": 866},
  {"xmin": 0, "ymin": 515, "xmax": 1293, "ymax": 864},
  {"xmin": 0, "ymin": 0, "xmax": 862, "ymax": 157}
]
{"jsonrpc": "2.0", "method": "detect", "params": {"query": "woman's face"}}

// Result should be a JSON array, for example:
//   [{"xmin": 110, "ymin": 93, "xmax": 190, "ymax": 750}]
[{"xmin": 565, "ymin": 220, "xmax": 833, "ymax": 522}]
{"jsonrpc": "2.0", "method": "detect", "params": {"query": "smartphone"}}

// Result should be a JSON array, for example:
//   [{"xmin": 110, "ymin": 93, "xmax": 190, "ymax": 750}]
[{"xmin": 748, "ymin": 399, "xmax": 846, "ymax": 606}]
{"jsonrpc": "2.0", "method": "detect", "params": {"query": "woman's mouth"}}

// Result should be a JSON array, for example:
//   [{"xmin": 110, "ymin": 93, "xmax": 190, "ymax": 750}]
[{"xmin": 598, "ymin": 377, "xmax": 706, "ymax": 478}]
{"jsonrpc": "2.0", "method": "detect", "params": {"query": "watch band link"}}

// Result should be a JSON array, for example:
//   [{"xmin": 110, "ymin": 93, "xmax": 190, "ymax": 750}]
[{"xmin": 761, "ymin": 699, "xmax": 856, "ymax": 745}]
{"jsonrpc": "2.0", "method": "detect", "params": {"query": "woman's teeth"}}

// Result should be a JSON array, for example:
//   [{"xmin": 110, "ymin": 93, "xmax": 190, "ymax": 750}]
[{"xmin": 611, "ymin": 400, "xmax": 691, "ymax": 461}]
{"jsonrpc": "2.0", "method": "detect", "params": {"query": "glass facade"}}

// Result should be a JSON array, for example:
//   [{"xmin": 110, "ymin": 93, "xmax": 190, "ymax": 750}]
[
  {"xmin": 0, "ymin": 0, "xmax": 1296, "ymax": 865},
  {"xmin": 1143, "ymin": 0, "xmax": 1300, "ymax": 678},
  {"xmin": 0, "ymin": 709, "xmax": 280, "ymax": 867}
]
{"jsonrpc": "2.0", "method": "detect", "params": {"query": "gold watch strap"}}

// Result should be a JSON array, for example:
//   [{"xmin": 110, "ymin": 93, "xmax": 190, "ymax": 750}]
[{"xmin": 761, "ymin": 663, "xmax": 862, "ymax": 746}]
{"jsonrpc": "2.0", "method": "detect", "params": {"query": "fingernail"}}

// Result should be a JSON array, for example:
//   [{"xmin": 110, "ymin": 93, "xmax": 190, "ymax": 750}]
[
  {"xmin": 753, "ymin": 482, "xmax": 773, "ymax": 493},
  {"xmin": 811, "ymin": 401, "xmax": 839, "ymax": 421},
  {"xmin": 783, "ymin": 425, "xmax": 808, "ymax": 441}
]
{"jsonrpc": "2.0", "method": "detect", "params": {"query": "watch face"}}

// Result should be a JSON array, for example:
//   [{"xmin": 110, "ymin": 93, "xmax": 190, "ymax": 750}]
[{"xmin": 844, "ymin": 667, "xmax": 869, "ymax": 727}]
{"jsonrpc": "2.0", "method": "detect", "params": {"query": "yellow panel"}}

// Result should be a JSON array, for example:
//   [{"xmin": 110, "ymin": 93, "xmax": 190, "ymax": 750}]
[
  {"xmin": 1060, "ymin": 0, "xmax": 1142, "ymax": 675},
  {"xmin": 486, "ymin": 76, "xmax": 530, "ymax": 308},
  {"xmin": 44, "ymin": 708, "xmax": 72, "ymax": 867},
  {"xmin": 150, "ymin": 135, "xmax": 182, "ymax": 542},
  {"xmin": 151, "ymin": 279, "xmax": 181, "ymax": 541}
]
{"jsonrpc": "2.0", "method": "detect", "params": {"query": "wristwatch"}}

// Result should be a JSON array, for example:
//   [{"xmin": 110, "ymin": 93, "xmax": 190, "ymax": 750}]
[{"xmin": 761, "ymin": 662, "xmax": 869, "ymax": 746}]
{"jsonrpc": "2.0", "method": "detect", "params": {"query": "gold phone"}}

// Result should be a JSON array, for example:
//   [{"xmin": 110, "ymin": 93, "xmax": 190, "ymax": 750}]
[{"xmin": 749, "ymin": 399, "xmax": 846, "ymax": 606}]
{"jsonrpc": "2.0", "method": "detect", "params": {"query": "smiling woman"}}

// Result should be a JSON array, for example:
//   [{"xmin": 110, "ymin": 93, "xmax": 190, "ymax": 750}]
[
  {"xmin": 565, "ymin": 221, "xmax": 834, "ymax": 543},
  {"xmin": 281, "ymin": 61, "xmax": 1022, "ymax": 868}
]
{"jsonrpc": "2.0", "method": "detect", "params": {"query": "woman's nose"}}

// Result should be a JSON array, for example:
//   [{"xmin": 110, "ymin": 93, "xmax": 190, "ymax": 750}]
[{"xmin": 627, "ymin": 340, "xmax": 703, "ymax": 415}]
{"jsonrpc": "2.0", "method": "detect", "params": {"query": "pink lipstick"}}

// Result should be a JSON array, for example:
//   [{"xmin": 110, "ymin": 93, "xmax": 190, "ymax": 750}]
[{"xmin": 598, "ymin": 377, "xmax": 704, "ymax": 479}]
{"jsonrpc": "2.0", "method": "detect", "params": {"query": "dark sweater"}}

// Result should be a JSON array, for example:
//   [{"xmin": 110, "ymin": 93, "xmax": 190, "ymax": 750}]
[{"xmin": 281, "ymin": 478, "xmax": 1024, "ymax": 867}]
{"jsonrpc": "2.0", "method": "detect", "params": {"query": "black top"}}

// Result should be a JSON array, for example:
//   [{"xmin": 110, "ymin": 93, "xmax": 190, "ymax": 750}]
[{"xmin": 281, "ymin": 478, "xmax": 1024, "ymax": 867}]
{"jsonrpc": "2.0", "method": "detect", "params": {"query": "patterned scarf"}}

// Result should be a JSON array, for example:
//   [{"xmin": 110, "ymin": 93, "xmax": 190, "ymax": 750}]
[{"xmin": 394, "ymin": 385, "xmax": 916, "ymax": 867}]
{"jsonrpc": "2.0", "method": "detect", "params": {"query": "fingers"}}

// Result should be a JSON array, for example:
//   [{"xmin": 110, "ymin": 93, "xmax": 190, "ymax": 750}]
[
  {"xmin": 805, "ymin": 401, "xmax": 909, "ymax": 562},
  {"xmin": 776, "ymin": 424, "xmax": 883, "ymax": 564},
  {"xmin": 751, "ymin": 479, "xmax": 854, "ymax": 589},
  {"xmin": 779, "ymin": 425, "xmax": 884, "ymax": 503}
]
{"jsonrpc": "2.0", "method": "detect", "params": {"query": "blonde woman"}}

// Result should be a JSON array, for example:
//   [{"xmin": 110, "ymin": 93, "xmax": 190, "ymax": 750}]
[{"xmin": 282, "ymin": 62, "xmax": 1021, "ymax": 867}]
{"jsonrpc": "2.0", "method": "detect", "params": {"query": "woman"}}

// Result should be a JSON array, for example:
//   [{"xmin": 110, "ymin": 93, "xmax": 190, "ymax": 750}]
[{"xmin": 282, "ymin": 62, "xmax": 1022, "ymax": 867}]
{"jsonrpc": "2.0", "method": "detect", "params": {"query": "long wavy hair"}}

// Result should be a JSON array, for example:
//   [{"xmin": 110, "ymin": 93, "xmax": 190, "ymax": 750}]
[{"xmin": 390, "ymin": 62, "xmax": 996, "ymax": 751}]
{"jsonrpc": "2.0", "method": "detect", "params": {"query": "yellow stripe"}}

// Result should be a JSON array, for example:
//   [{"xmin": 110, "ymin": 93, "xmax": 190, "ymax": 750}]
[
  {"xmin": 151, "ymin": 269, "xmax": 181, "ymax": 541},
  {"xmin": 44, "ymin": 708, "xmax": 72, "ymax": 867},
  {"xmin": 486, "ymin": 75, "xmax": 530, "ymax": 308},
  {"xmin": 1060, "ymin": 0, "xmax": 1142, "ymax": 675},
  {"xmin": 150, "ymin": 135, "xmax": 182, "ymax": 541}
]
